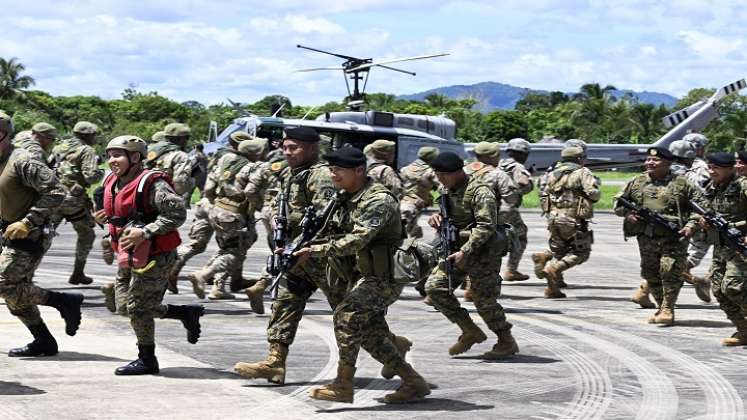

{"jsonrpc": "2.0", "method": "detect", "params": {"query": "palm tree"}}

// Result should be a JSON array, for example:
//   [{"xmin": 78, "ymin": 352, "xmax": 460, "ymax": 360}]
[
  {"xmin": 0, "ymin": 57, "xmax": 35, "ymax": 99},
  {"xmin": 424, "ymin": 93, "xmax": 451, "ymax": 110},
  {"xmin": 576, "ymin": 83, "xmax": 618, "ymax": 102}
]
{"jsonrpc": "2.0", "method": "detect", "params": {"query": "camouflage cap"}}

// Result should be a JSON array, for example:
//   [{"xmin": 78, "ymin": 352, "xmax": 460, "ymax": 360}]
[
  {"xmin": 363, "ymin": 144, "xmax": 373, "ymax": 155},
  {"xmin": 106, "ymin": 135, "xmax": 147, "ymax": 157},
  {"xmin": 417, "ymin": 146, "xmax": 439, "ymax": 163},
  {"xmin": 668, "ymin": 139, "xmax": 696, "ymax": 159},
  {"xmin": 507, "ymin": 138, "xmax": 531, "ymax": 153},
  {"xmin": 73, "ymin": 121, "xmax": 98, "ymax": 135},
  {"xmin": 473, "ymin": 141, "xmax": 500, "ymax": 157},
  {"xmin": 32, "ymin": 122, "xmax": 58, "ymax": 139},
  {"xmin": 561, "ymin": 146, "xmax": 584, "ymax": 159},
  {"xmin": 0, "ymin": 111, "xmax": 13, "ymax": 135},
  {"xmin": 230, "ymin": 131, "xmax": 253, "ymax": 144},
  {"xmin": 370, "ymin": 139, "xmax": 396, "ymax": 155},
  {"xmin": 238, "ymin": 138, "xmax": 268, "ymax": 156},
  {"xmin": 683, "ymin": 133, "xmax": 708, "ymax": 149},
  {"xmin": 151, "ymin": 131, "xmax": 166, "ymax": 143},
  {"xmin": 164, "ymin": 122, "xmax": 191, "ymax": 137}
]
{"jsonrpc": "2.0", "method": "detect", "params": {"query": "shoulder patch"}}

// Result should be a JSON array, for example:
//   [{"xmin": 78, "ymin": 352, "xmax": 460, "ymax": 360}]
[
  {"xmin": 470, "ymin": 162, "xmax": 484, "ymax": 170},
  {"xmin": 271, "ymin": 162, "xmax": 283, "ymax": 172},
  {"xmin": 368, "ymin": 216, "xmax": 381, "ymax": 227},
  {"xmin": 147, "ymin": 151, "xmax": 157, "ymax": 161}
]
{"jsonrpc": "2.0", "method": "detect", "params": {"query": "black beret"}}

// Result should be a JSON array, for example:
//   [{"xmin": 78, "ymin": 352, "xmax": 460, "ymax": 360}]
[
  {"xmin": 429, "ymin": 151, "xmax": 464, "ymax": 172},
  {"xmin": 707, "ymin": 152, "xmax": 736, "ymax": 167},
  {"xmin": 647, "ymin": 146, "xmax": 673, "ymax": 161},
  {"xmin": 738, "ymin": 151, "xmax": 747, "ymax": 164},
  {"xmin": 284, "ymin": 126, "xmax": 319, "ymax": 143},
  {"xmin": 323, "ymin": 147, "xmax": 367, "ymax": 168}
]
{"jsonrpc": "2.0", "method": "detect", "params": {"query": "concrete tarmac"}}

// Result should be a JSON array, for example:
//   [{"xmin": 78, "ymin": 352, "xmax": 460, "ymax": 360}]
[{"xmin": 2, "ymin": 212, "xmax": 746, "ymax": 420}]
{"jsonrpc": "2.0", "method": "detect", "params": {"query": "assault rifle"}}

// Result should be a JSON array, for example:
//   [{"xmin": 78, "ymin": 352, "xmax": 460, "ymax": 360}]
[
  {"xmin": 438, "ymin": 194, "xmax": 458, "ymax": 294},
  {"xmin": 616, "ymin": 196, "xmax": 683, "ymax": 238},
  {"xmin": 266, "ymin": 194, "xmax": 339, "ymax": 298},
  {"xmin": 690, "ymin": 201, "xmax": 747, "ymax": 255}
]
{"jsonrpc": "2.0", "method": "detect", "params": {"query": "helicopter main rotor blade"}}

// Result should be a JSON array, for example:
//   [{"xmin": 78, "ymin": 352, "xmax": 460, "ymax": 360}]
[
  {"xmin": 376, "ymin": 64, "xmax": 416, "ymax": 76},
  {"xmin": 345, "ymin": 53, "xmax": 449, "ymax": 73},
  {"xmin": 297, "ymin": 44, "xmax": 361, "ymax": 61},
  {"xmin": 296, "ymin": 67, "xmax": 344, "ymax": 72}
]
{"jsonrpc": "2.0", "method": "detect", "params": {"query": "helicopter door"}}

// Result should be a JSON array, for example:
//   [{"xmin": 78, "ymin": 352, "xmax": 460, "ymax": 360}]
[{"xmin": 396, "ymin": 136, "xmax": 466, "ymax": 169}]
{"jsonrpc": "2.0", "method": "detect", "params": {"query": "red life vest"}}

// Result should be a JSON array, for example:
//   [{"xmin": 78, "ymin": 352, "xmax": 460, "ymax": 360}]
[{"xmin": 103, "ymin": 169, "xmax": 181, "ymax": 256}]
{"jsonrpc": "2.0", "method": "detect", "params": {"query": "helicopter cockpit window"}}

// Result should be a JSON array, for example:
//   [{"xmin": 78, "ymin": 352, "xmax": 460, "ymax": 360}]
[
  {"xmin": 397, "ymin": 117, "xmax": 414, "ymax": 126},
  {"xmin": 372, "ymin": 112, "xmax": 394, "ymax": 127},
  {"xmin": 257, "ymin": 126, "xmax": 283, "ymax": 142}
]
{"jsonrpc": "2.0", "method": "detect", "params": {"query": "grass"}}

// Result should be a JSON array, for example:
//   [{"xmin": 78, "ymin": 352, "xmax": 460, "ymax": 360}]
[{"xmin": 521, "ymin": 184, "xmax": 622, "ymax": 210}]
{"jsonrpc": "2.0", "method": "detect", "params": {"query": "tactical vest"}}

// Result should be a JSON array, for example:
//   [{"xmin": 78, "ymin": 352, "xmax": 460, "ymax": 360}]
[
  {"xmin": 53, "ymin": 137, "xmax": 89, "ymax": 187},
  {"xmin": 214, "ymin": 150, "xmax": 250, "ymax": 211},
  {"xmin": 623, "ymin": 173, "xmax": 690, "ymax": 237},
  {"xmin": 146, "ymin": 141, "xmax": 181, "ymax": 170},
  {"xmin": 103, "ymin": 170, "xmax": 181, "ymax": 256},
  {"xmin": 465, "ymin": 161, "xmax": 505, "ymax": 209},
  {"xmin": 440, "ymin": 178, "xmax": 493, "ymax": 238},
  {"xmin": 0, "ymin": 148, "xmax": 39, "ymax": 223},
  {"xmin": 545, "ymin": 162, "xmax": 593, "ymax": 219},
  {"xmin": 282, "ymin": 161, "xmax": 331, "ymax": 235},
  {"xmin": 706, "ymin": 177, "xmax": 747, "ymax": 229}
]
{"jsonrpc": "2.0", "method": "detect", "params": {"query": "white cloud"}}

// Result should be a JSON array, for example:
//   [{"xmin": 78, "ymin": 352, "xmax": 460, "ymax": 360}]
[
  {"xmin": 677, "ymin": 30, "xmax": 744, "ymax": 60},
  {"xmin": 639, "ymin": 45, "xmax": 657, "ymax": 57}
]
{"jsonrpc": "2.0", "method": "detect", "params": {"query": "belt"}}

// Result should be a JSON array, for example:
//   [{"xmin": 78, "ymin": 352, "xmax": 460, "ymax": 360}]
[{"xmin": 215, "ymin": 200, "xmax": 244, "ymax": 213}]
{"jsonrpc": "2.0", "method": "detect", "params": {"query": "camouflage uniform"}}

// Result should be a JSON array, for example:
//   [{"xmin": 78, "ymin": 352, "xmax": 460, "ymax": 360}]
[
  {"xmin": 399, "ymin": 158, "xmax": 438, "ymax": 238},
  {"xmin": 425, "ymin": 174, "xmax": 517, "ymax": 358},
  {"xmin": 703, "ymin": 175, "xmax": 747, "ymax": 344},
  {"xmin": 615, "ymin": 170, "xmax": 704, "ymax": 323},
  {"xmin": 367, "ymin": 160, "xmax": 403, "ymax": 198},
  {"xmin": 146, "ymin": 140, "xmax": 194, "ymax": 205},
  {"xmin": 499, "ymin": 157, "xmax": 534, "ymax": 272},
  {"xmin": 684, "ymin": 158, "xmax": 713, "ymax": 270},
  {"xmin": 536, "ymin": 154, "xmax": 600, "ymax": 297},
  {"xmin": 50, "ymin": 132, "xmax": 103, "ymax": 282}
]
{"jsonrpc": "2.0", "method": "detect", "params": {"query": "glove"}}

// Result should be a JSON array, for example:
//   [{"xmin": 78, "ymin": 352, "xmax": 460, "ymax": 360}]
[{"xmin": 3, "ymin": 221, "xmax": 31, "ymax": 240}]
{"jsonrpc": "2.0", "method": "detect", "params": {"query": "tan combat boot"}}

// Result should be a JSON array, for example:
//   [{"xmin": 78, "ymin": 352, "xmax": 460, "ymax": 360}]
[
  {"xmin": 188, "ymin": 269, "xmax": 209, "ymax": 299},
  {"xmin": 423, "ymin": 294, "xmax": 434, "ymax": 306},
  {"xmin": 449, "ymin": 317, "xmax": 487, "ymax": 355},
  {"xmin": 101, "ymin": 283, "xmax": 116, "ymax": 313},
  {"xmin": 208, "ymin": 278, "xmax": 235, "ymax": 300},
  {"xmin": 309, "ymin": 364, "xmax": 356, "ymax": 403},
  {"xmin": 382, "ymin": 363, "xmax": 430, "ymax": 403},
  {"xmin": 503, "ymin": 270, "xmax": 530, "ymax": 282},
  {"xmin": 381, "ymin": 336, "xmax": 413, "ymax": 380},
  {"xmin": 543, "ymin": 265, "xmax": 566, "ymax": 299},
  {"xmin": 233, "ymin": 342, "xmax": 288, "ymax": 384},
  {"xmin": 532, "ymin": 251, "xmax": 552, "ymax": 279},
  {"xmin": 101, "ymin": 236, "xmax": 114, "ymax": 265},
  {"xmin": 245, "ymin": 279, "xmax": 266, "ymax": 315},
  {"xmin": 722, "ymin": 319, "xmax": 747, "ymax": 346},
  {"xmin": 482, "ymin": 329, "xmax": 519, "ymax": 359},
  {"xmin": 556, "ymin": 273, "xmax": 568, "ymax": 288},
  {"xmin": 463, "ymin": 288, "xmax": 474, "ymax": 302},
  {"xmin": 693, "ymin": 276, "xmax": 712, "ymax": 303},
  {"xmin": 167, "ymin": 258, "xmax": 186, "ymax": 294},
  {"xmin": 650, "ymin": 299, "xmax": 675, "ymax": 325},
  {"xmin": 631, "ymin": 281, "xmax": 656, "ymax": 309}
]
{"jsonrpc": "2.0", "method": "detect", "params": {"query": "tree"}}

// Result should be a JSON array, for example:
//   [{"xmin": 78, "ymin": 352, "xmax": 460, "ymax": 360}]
[
  {"xmin": 0, "ymin": 57, "xmax": 35, "ymax": 99},
  {"xmin": 424, "ymin": 93, "xmax": 451, "ymax": 110},
  {"xmin": 483, "ymin": 110, "xmax": 528, "ymax": 142}
]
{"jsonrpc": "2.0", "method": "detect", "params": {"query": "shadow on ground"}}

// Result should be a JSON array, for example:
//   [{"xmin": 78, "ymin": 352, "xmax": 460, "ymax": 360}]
[
  {"xmin": 18, "ymin": 351, "xmax": 127, "ymax": 362},
  {"xmin": 159, "ymin": 366, "xmax": 240, "ymax": 380},
  {"xmin": 0, "ymin": 381, "xmax": 46, "ymax": 395},
  {"xmin": 315, "ymin": 398, "xmax": 493, "ymax": 413}
]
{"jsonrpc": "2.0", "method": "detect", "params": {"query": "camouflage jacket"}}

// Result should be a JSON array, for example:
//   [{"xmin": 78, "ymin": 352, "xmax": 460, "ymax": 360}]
[
  {"xmin": 204, "ymin": 149, "xmax": 250, "ymax": 204},
  {"xmin": 367, "ymin": 160, "xmax": 403, "ymax": 198},
  {"xmin": 13, "ymin": 136, "xmax": 48, "ymax": 163},
  {"xmin": 276, "ymin": 159, "xmax": 336, "ymax": 237},
  {"xmin": 233, "ymin": 160, "xmax": 266, "ymax": 216},
  {"xmin": 690, "ymin": 158, "xmax": 711, "ymax": 188},
  {"xmin": 399, "ymin": 158, "xmax": 438, "ymax": 205},
  {"xmin": 146, "ymin": 141, "xmax": 194, "ymax": 196},
  {"xmin": 499, "ymin": 157, "xmax": 533, "ymax": 210},
  {"xmin": 542, "ymin": 162, "xmax": 600, "ymax": 220},
  {"xmin": 702, "ymin": 175, "xmax": 747, "ymax": 235},
  {"xmin": 464, "ymin": 161, "xmax": 519, "ymax": 209},
  {"xmin": 0, "ymin": 146, "xmax": 65, "ymax": 225},
  {"xmin": 244, "ymin": 159, "xmax": 287, "ymax": 215},
  {"xmin": 438, "ymin": 175, "xmax": 499, "ymax": 257},
  {"xmin": 51, "ymin": 136, "xmax": 103, "ymax": 190}
]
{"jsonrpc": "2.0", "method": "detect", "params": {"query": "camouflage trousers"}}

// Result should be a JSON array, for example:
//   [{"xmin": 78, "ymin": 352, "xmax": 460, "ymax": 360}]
[
  {"xmin": 708, "ymin": 245, "xmax": 747, "ymax": 322},
  {"xmin": 545, "ymin": 215, "xmax": 592, "ymax": 274},
  {"xmin": 50, "ymin": 195, "xmax": 95, "ymax": 266},
  {"xmin": 115, "ymin": 252, "xmax": 175, "ymax": 345},
  {"xmin": 175, "ymin": 199, "xmax": 214, "ymax": 266},
  {"xmin": 400, "ymin": 198, "xmax": 427, "ymax": 238},
  {"xmin": 333, "ymin": 273, "xmax": 407, "ymax": 370},
  {"xmin": 203, "ymin": 206, "xmax": 256, "ymax": 287},
  {"xmin": 687, "ymin": 230, "xmax": 711, "ymax": 268},
  {"xmin": 500, "ymin": 209, "xmax": 527, "ymax": 271},
  {"xmin": 425, "ymin": 247, "xmax": 512, "ymax": 335},
  {"xmin": 637, "ymin": 235, "xmax": 687, "ymax": 304},
  {"xmin": 0, "ymin": 235, "xmax": 53, "ymax": 327}
]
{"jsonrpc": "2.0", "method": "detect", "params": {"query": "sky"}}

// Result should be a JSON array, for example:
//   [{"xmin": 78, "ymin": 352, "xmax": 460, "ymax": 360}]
[{"xmin": 2, "ymin": 0, "xmax": 746, "ymax": 106}]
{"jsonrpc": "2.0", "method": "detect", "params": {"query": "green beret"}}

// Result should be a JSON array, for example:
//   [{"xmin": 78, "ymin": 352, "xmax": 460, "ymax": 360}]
[
  {"xmin": 32, "ymin": 122, "xmax": 58, "ymax": 139},
  {"xmin": 473, "ymin": 141, "xmax": 500, "ymax": 157},
  {"xmin": 369, "ymin": 139, "xmax": 395, "ymax": 154},
  {"xmin": 418, "ymin": 146, "xmax": 439, "ymax": 163},
  {"xmin": 324, "ymin": 147, "xmax": 367, "ymax": 168},
  {"xmin": 284, "ymin": 126, "xmax": 319, "ymax": 143},
  {"xmin": 238, "ymin": 138, "xmax": 267, "ymax": 156},
  {"xmin": 0, "ymin": 111, "xmax": 13, "ymax": 134},
  {"xmin": 707, "ymin": 152, "xmax": 735, "ymax": 167},
  {"xmin": 230, "ymin": 131, "xmax": 253, "ymax": 143},
  {"xmin": 561, "ymin": 146, "xmax": 584, "ymax": 159},
  {"xmin": 164, "ymin": 122, "xmax": 191, "ymax": 137},
  {"xmin": 429, "ymin": 151, "xmax": 464, "ymax": 172},
  {"xmin": 151, "ymin": 131, "xmax": 166, "ymax": 143},
  {"xmin": 73, "ymin": 121, "xmax": 98, "ymax": 135}
]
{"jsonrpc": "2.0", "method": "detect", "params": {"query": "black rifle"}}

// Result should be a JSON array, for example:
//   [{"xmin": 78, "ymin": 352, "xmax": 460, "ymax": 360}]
[
  {"xmin": 690, "ymin": 201, "xmax": 747, "ymax": 255},
  {"xmin": 266, "ymin": 192, "xmax": 289, "ymax": 275},
  {"xmin": 266, "ymin": 195, "xmax": 340, "ymax": 298},
  {"xmin": 438, "ymin": 194, "xmax": 458, "ymax": 294},
  {"xmin": 616, "ymin": 196, "xmax": 682, "ymax": 238}
]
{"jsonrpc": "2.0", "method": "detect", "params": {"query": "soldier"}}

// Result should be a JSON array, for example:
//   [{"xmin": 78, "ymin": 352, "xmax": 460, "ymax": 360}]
[
  {"xmin": 193, "ymin": 143, "xmax": 208, "ymax": 196},
  {"xmin": 365, "ymin": 139, "xmax": 403, "ymax": 197},
  {"xmin": 533, "ymin": 146, "xmax": 600, "ymax": 298},
  {"xmin": 16, "ymin": 124, "xmax": 55, "ymax": 161},
  {"xmin": 146, "ymin": 122, "xmax": 195, "ymax": 206},
  {"xmin": 614, "ymin": 147, "xmax": 703, "ymax": 325},
  {"xmin": 702, "ymin": 152, "xmax": 747, "ymax": 345},
  {"xmin": 191, "ymin": 136, "xmax": 264, "ymax": 300},
  {"xmin": 93, "ymin": 135, "xmax": 204, "ymax": 375},
  {"xmin": 50, "ymin": 121, "xmax": 104, "ymax": 285},
  {"xmin": 683, "ymin": 133, "xmax": 710, "ymax": 187},
  {"xmin": 500, "ymin": 138, "xmax": 534, "ymax": 281},
  {"xmin": 233, "ymin": 127, "xmax": 339, "ymax": 384},
  {"xmin": 0, "ymin": 112, "xmax": 85, "ymax": 357},
  {"xmin": 148, "ymin": 131, "xmax": 166, "ymax": 144},
  {"xmin": 399, "ymin": 146, "xmax": 439, "ymax": 239},
  {"xmin": 424, "ymin": 152, "xmax": 519, "ymax": 359},
  {"xmin": 294, "ymin": 147, "xmax": 429, "ymax": 404},
  {"xmin": 736, "ymin": 151, "xmax": 747, "ymax": 177}
]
